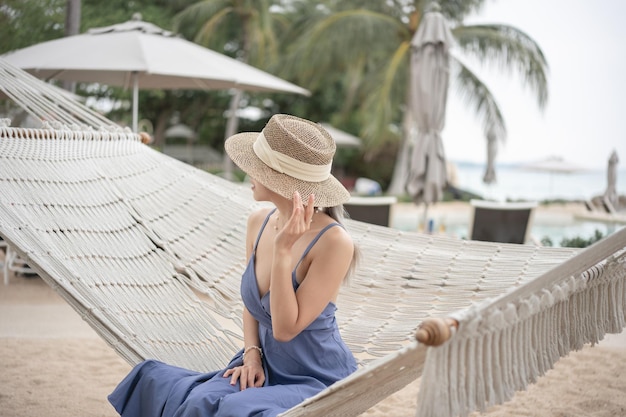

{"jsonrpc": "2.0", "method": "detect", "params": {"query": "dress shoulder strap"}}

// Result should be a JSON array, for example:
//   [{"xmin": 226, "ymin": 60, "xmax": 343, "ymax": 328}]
[
  {"xmin": 253, "ymin": 208, "xmax": 276, "ymax": 253},
  {"xmin": 294, "ymin": 223, "xmax": 343, "ymax": 271}
]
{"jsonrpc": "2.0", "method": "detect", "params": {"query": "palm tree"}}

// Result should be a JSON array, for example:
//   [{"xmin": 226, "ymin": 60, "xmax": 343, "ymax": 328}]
[
  {"xmin": 173, "ymin": 0, "xmax": 287, "ymax": 178},
  {"xmin": 281, "ymin": 0, "xmax": 548, "ymax": 194}
]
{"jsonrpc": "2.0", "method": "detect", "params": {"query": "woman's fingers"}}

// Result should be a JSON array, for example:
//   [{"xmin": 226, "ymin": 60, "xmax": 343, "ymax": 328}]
[
  {"xmin": 240, "ymin": 370, "xmax": 248, "ymax": 390},
  {"xmin": 305, "ymin": 194, "xmax": 315, "ymax": 224},
  {"xmin": 223, "ymin": 365, "xmax": 264, "ymax": 390},
  {"xmin": 290, "ymin": 191, "xmax": 315, "ymax": 227},
  {"xmin": 223, "ymin": 366, "xmax": 244, "ymax": 385},
  {"xmin": 289, "ymin": 192, "xmax": 304, "ymax": 229},
  {"xmin": 275, "ymin": 192, "xmax": 317, "ymax": 247},
  {"xmin": 293, "ymin": 190, "xmax": 302, "ymax": 207},
  {"xmin": 246, "ymin": 371, "xmax": 257, "ymax": 390}
]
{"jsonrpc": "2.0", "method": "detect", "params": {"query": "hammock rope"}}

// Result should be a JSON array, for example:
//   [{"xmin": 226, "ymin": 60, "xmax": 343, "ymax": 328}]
[
  {"xmin": 0, "ymin": 58, "xmax": 141, "ymax": 143},
  {"xmin": 1, "ymin": 58, "xmax": 624, "ymax": 417},
  {"xmin": 418, "ymin": 232, "xmax": 626, "ymax": 417}
]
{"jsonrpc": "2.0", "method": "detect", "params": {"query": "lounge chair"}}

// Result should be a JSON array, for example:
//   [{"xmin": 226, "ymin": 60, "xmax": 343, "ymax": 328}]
[
  {"xmin": 602, "ymin": 195, "xmax": 617, "ymax": 215},
  {"xmin": 468, "ymin": 199, "xmax": 538, "ymax": 244},
  {"xmin": 344, "ymin": 196, "xmax": 398, "ymax": 227},
  {"xmin": 1, "ymin": 237, "xmax": 37, "ymax": 284},
  {"xmin": 1, "ymin": 58, "xmax": 625, "ymax": 417}
]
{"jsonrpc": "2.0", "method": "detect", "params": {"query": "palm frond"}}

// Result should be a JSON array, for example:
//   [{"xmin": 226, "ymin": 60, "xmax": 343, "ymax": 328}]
[
  {"xmin": 359, "ymin": 41, "xmax": 411, "ymax": 147},
  {"xmin": 453, "ymin": 24, "xmax": 549, "ymax": 108},
  {"xmin": 195, "ymin": 8, "xmax": 233, "ymax": 46},
  {"xmin": 283, "ymin": 9, "xmax": 408, "ymax": 89},
  {"xmin": 173, "ymin": 0, "xmax": 231, "ymax": 40},
  {"xmin": 405, "ymin": 0, "xmax": 489, "ymax": 24},
  {"xmin": 452, "ymin": 57, "xmax": 507, "ymax": 142},
  {"xmin": 174, "ymin": 0, "xmax": 282, "ymax": 67}
]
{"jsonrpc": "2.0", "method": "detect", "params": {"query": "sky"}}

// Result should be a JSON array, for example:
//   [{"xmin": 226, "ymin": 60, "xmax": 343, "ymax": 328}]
[{"xmin": 441, "ymin": 0, "xmax": 626, "ymax": 170}]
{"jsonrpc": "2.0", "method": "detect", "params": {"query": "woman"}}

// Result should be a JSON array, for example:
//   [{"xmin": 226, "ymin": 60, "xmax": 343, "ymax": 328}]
[{"xmin": 108, "ymin": 114, "xmax": 358, "ymax": 417}]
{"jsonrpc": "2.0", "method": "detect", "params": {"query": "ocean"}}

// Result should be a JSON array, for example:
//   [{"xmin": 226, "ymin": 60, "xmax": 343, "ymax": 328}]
[{"xmin": 452, "ymin": 161, "xmax": 626, "ymax": 203}]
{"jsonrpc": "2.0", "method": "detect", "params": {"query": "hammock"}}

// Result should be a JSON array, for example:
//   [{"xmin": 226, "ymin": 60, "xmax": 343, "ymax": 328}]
[{"xmin": 1, "ymin": 58, "xmax": 625, "ymax": 417}]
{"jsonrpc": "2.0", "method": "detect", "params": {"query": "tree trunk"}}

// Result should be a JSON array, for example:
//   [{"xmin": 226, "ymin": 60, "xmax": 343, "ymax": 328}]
[
  {"xmin": 221, "ymin": 89, "xmax": 243, "ymax": 181},
  {"xmin": 63, "ymin": 0, "xmax": 81, "ymax": 93},
  {"xmin": 153, "ymin": 110, "xmax": 172, "ymax": 149}
]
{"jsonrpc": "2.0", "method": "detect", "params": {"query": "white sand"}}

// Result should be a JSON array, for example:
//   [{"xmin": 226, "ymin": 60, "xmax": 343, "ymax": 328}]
[{"xmin": 1, "ymin": 274, "xmax": 625, "ymax": 417}]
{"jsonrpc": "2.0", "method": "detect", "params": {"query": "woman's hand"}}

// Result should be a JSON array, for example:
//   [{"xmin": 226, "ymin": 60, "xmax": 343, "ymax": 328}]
[
  {"xmin": 275, "ymin": 191, "xmax": 315, "ymax": 251},
  {"xmin": 223, "ymin": 360, "xmax": 265, "ymax": 390}
]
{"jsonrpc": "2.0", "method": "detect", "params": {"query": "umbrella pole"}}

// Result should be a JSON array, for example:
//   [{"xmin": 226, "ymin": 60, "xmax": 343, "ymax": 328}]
[
  {"xmin": 132, "ymin": 71, "xmax": 138, "ymax": 132},
  {"xmin": 422, "ymin": 203, "xmax": 429, "ymax": 233},
  {"xmin": 222, "ymin": 89, "xmax": 243, "ymax": 181}
]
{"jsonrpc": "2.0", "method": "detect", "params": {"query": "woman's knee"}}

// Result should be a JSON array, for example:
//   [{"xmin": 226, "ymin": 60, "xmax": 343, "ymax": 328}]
[
  {"xmin": 213, "ymin": 388, "xmax": 277, "ymax": 417},
  {"xmin": 176, "ymin": 379, "xmax": 238, "ymax": 417}
]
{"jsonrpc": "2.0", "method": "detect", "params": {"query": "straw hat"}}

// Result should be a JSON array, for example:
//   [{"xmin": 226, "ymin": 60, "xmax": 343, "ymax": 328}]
[{"xmin": 225, "ymin": 114, "xmax": 350, "ymax": 207}]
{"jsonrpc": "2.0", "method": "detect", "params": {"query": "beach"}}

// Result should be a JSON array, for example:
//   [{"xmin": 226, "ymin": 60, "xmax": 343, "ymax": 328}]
[
  {"xmin": 2, "ymin": 262, "xmax": 625, "ymax": 417},
  {"xmin": 0, "ymin": 275, "xmax": 130, "ymax": 417}
]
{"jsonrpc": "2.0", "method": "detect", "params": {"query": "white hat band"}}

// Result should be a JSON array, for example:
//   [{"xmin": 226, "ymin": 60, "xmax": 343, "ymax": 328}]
[{"xmin": 252, "ymin": 132, "xmax": 332, "ymax": 182}]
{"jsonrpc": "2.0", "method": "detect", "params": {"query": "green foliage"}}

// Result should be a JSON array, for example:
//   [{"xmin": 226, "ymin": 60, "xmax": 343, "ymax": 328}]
[
  {"xmin": 80, "ymin": 0, "xmax": 189, "ymax": 31},
  {"xmin": 277, "ymin": 0, "xmax": 548, "ymax": 187},
  {"xmin": 540, "ymin": 230, "xmax": 605, "ymax": 248},
  {"xmin": 173, "ymin": 0, "xmax": 283, "ymax": 67},
  {"xmin": 0, "ymin": 0, "xmax": 65, "ymax": 54},
  {"xmin": 559, "ymin": 230, "xmax": 605, "ymax": 248},
  {"xmin": 3, "ymin": 0, "xmax": 548, "ymax": 189}
]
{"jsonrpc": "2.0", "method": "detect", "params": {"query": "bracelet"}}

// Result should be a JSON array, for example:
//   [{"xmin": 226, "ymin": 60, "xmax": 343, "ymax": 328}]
[{"xmin": 243, "ymin": 345, "xmax": 263, "ymax": 360}]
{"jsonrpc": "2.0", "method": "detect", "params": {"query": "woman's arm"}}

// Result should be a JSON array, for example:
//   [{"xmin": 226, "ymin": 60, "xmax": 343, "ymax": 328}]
[
  {"xmin": 242, "ymin": 307, "xmax": 261, "ymax": 360},
  {"xmin": 270, "ymin": 193, "xmax": 354, "ymax": 342},
  {"xmin": 224, "ymin": 312, "xmax": 265, "ymax": 390},
  {"xmin": 223, "ymin": 209, "xmax": 268, "ymax": 389}
]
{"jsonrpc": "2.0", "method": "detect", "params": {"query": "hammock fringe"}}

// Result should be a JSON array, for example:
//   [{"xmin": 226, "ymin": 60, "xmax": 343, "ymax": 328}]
[{"xmin": 417, "ymin": 250, "xmax": 626, "ymax": 417}]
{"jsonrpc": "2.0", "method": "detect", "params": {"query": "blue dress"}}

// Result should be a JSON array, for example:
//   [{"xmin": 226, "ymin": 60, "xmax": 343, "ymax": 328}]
[{"xmin": 108, "ymin": 210, "xmax": 357, "ymax": 417}]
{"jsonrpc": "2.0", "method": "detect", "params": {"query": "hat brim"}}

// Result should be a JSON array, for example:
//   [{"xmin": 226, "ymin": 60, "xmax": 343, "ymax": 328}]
[{"xmin": 225, "ymin": 132, "xmax": 351, "ymax": 207}]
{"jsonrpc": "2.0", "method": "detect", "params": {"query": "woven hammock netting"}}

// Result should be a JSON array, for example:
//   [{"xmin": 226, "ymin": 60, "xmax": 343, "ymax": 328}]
[{"xmin": 1, "ymin": 58, "xmax": 624, "ymax": 417}]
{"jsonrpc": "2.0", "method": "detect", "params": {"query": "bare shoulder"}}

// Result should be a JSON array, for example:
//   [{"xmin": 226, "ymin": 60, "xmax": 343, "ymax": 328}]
[
  {"xmin": 247, "ymin": 207, "xmax": 274, "ymax": 229},
  {"xmin": 245, "ymin": 207, "xmax": 274, "ymax": 255},
  {"xmin": 323, "ymin": 223, "xmax": 353, "ymax": 243},
  {"xmin": 305, "ymin": 223, "xmax": 354, "ymax": 287},
  {"xmin": 316, "ymin": 223, "xmax": 354, "ymax": 255}
]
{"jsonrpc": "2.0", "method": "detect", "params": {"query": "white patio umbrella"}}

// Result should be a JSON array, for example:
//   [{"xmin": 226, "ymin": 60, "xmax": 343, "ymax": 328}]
[
  {"xmin": 320, "ymin": 123, "xmax": 362, "ymax": 148},
  {"xmin": 405, "ymin": 4, "xmax": 455, "ymax": 228},
  {"xmin": 2, "ymin": 14, "xmax": 309, "ymax": 131},
  {"xmin": 520, "ymin": 156, "xmax": 586, "ymax": 195},
  {"xmin": 520, "ymin": 156, "xmax": 585, "ymax": 174}
]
